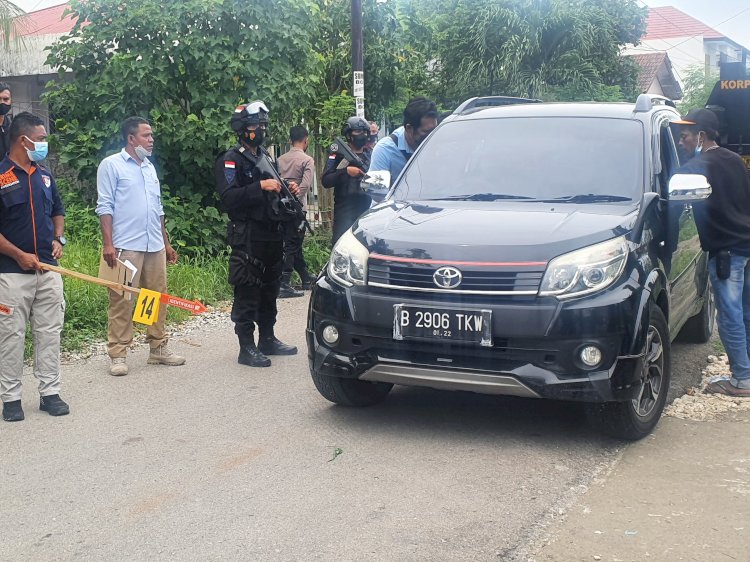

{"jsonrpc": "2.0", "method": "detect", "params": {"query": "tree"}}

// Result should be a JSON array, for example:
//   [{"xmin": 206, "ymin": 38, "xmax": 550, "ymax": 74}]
[
  {"xmin": 0, "ymin": 0, "xmax": 27, "ymax": 50},
  {"xmin": 45, "ymin": 0, "xmax": 320, "ymax": 202},
  {"xmin": 678, "ymin": 65, "xmax": 719, "ymax": 113},
  {"xmin": 418, "ymin": 0, "xmax": 646, "ymax": 106}
]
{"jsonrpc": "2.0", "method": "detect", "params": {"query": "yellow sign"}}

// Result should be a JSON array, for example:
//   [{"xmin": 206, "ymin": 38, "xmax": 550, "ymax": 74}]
[{"xmin": 133, "ymin": 288, "xmax": 161, "ymax": 325}]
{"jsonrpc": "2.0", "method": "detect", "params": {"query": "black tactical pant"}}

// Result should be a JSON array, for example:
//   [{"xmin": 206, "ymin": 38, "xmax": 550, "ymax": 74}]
[
  {"xmin": 282, "ymin": 224, "xmax": 307, "ymax": 278},
  {"xmin": 231, "ymin": 239, "xmax": 283, "ymax": 343}
]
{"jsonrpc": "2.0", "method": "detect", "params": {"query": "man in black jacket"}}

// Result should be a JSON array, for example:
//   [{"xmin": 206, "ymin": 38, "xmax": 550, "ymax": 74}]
[
  {"xmin": 322, "ymin": 116, "xmax": 371, "ymax": 244},
  {"xmin": 215, "ymin": 101, "xmax": 299, "ymax": 367},
  {"xmin": 675, "ymin": 108, "xmax": 750, "ymax": 397},
  {"xmin": 0, "ymin": 83, "xmax": 12, "ymax": 157}
]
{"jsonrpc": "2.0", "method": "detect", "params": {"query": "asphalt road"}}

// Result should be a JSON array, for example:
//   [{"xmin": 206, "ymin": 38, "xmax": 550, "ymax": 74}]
[{"xmin": 1, "ymin": 295, "xmax": 713, "ymax": 562}]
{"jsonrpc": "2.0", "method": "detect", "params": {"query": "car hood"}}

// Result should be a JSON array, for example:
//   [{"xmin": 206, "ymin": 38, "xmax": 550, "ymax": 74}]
[{"xmin": 354, "ymin": 200, "xmax": 638, "ymax": 263}]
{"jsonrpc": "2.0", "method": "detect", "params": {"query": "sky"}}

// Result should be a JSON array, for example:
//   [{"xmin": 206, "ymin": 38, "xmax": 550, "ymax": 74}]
[{"xmin": 12, "ymin": 0, "xmax": 750, "ymax": 50}]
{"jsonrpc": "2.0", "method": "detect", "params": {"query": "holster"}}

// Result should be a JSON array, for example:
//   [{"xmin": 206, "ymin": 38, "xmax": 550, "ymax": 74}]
[{"xmin": 228, "ymin": 250, "xmax": 266, "ymax": 287}]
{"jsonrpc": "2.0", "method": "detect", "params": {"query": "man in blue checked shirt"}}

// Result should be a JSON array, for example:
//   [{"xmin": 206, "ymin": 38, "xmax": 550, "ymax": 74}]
[{"xmin": 96, "ymin": 116, "xmax": 185, "ymax": 377}]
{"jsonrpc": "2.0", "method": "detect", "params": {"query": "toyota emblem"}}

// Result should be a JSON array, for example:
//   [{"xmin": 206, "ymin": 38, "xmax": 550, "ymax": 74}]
[{"xmin": 433, "ymin": 266, "xmax": 462, "ymax": 289}]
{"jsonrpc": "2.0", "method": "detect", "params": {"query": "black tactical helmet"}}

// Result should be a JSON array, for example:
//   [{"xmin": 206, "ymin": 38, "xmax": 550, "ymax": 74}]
[
  {"xmin": 231, "ymin": 100, "xmax": 270, "ymax": 133},
  {"xmin": 342, "ymin": 116, "xmax": 370, "ymax": 137}
]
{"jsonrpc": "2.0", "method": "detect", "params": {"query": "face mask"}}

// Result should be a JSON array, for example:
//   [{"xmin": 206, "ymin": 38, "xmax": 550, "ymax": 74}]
[
  {"xmin": 247, "ymin": 128, "xmax": 264, "ymax": 147},
  {"xmin": 695, "ymin": 133, "xmax": 704, "ymax": 156},
  {"xmin": 135, "ymin": 145, "xmax": 152, "ymax": 160},
  {"xmin": 24, "ymin": 136, "xmax": 48, "ymax": 162},
  {"xmin": 0, "ymin": 103, "xmax": 10, "ymax": 116},
  {"xmin": 351, "ymin": 135, "xmax": 367, "ymax": 149}
]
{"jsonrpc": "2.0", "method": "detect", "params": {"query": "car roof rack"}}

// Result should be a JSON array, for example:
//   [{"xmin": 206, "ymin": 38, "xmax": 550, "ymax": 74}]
[
  {"xmin": 453, "ymin": 96, "xmax": 542, "ymax": 115},
  {"xmin": 634, "ymin": 93, "xmax": 676, "ymax": 113}
]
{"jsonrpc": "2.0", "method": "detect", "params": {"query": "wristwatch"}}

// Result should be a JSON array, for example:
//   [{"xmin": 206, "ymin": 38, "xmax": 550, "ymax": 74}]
[{"xmin": 54, "ymin": 235, "xmax": 67, "ymax": 246}]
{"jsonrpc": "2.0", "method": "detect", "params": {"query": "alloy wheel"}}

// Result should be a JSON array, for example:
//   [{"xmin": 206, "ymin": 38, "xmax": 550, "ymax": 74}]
[{"xmin": 632, "ymin": 325, "xmax": 664, "ymax": 418}]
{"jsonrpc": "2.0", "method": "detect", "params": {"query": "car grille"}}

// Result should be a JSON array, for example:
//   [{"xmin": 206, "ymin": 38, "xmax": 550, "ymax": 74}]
[{"xmin": 367, "ymin": 257, "xmax": 546, "ymax": 294}]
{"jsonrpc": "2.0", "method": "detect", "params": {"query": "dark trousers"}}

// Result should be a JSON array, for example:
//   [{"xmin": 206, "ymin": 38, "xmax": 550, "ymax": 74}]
[
  {"xmin": 283, "ymin": 225, "xmax": 307, "ymax": 277},
  {"xmin": 231, "ymin": 239, "xmax": 283, "ymax": 342}
]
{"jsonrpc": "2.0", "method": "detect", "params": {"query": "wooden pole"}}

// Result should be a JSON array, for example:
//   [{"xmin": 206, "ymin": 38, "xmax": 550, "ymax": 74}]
[{"xmin": 39, "ymin": 262, "xmax": 140, "ymax": 295}]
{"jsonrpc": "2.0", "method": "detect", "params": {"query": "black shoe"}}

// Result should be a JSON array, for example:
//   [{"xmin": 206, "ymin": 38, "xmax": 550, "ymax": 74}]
[
  {"xmin": 238, "ymin": 344, "xmax": 272, "ymax": 367},
  {"xmin": 258, "ymin": 336, "xmax": 298, "ymax": 356},
  {"xmin": 3, "ymin": 400, "xmax": 24, "ymax": 422},
  {"xmin": 278, "ymin": 283, "xmax": 304, "ymax": 299},
  {"xmin": 299, "ymin": 274, "xmax": 315, "ymax": 290},
  {"xmin": 40, "ymin": 395, "xmax": 70, "ymax": 416}
]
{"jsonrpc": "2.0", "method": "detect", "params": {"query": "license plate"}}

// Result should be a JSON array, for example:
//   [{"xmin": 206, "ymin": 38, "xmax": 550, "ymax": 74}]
[{"xmin": 393, "ymin": 304, "xmax": 492, "ymax": 346}]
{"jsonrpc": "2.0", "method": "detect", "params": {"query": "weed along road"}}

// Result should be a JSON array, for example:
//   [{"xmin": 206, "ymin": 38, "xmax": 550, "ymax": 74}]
[{"xmin": 2, "ymin": 295, "xmax": 712, "ymax": 561}]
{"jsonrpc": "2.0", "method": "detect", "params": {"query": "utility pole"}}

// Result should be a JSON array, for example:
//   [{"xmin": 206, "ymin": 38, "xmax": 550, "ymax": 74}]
[{"xmin": 351, "ymin": 0, "xmax": 365, "ymax": 118}]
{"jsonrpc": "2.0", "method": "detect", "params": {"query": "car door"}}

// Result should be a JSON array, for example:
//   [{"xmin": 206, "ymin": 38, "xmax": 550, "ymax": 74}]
[{"xmin": 654, "ymin": 113, "xmax": 702, "ymax": 336}]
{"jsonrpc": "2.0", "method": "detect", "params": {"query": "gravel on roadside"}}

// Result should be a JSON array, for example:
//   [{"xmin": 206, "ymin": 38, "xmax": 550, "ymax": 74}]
[{"xmin": 665, "ymin": 354, "xmax": 750, "ymax": 421}]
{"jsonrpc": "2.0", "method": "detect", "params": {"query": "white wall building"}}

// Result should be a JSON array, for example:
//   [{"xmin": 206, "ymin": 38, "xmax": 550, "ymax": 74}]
[{"xmin": 625, "ymin": 6, "xmax": 749, "ymax": 85}]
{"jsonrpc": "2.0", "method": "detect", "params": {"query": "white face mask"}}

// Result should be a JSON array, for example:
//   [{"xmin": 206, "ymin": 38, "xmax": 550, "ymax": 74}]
[{"xmin": 134, "ymin": 145, "xmax": 152, "ymax": 160}]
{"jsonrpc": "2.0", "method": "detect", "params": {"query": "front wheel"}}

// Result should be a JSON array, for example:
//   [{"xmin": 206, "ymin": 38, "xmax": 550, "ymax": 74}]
[
  {"xmin": 310, "ymin": 369, "xmax": 393, "ymax": 407},
  {"xmin": 586, "ymin": 305, "xmax": 671, "ymax": 440}
]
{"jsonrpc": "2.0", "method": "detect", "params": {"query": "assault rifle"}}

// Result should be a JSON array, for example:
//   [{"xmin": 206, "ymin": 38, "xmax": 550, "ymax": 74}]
[
  {"xmin": 252, "ymin": 149, "xmax": 313, "ymax": 235},
  {"xmin": 330, "ymin": 137, "xmax": 367, "ymax": 172}
]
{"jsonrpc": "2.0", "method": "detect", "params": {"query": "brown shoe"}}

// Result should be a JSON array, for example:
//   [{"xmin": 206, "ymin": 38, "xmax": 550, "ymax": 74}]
[
  {"xmin": 147, "ymin": 345, "xmax": 186, "ymax": 366},
  {"xmin": 109, "ymin": 357, "xmax": 129, "ymax": 376},
  {"xmin": 704, "ymin": 379, "xmax": 750, "ymax": 397}
]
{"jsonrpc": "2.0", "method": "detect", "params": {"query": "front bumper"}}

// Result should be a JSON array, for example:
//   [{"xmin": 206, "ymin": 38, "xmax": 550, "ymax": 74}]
[{"xmin": 307, "ymin": 275, "xmax": 647, "ymax": 403}]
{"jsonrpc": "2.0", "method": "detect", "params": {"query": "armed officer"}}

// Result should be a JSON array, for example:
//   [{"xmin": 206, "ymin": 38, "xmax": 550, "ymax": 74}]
[
  {"xmin": 322, "ymin": 116, "xmax": 371, "ymax": 244},
  {"xmin": 215, "ymin": 101, "xmax": 299, "ymax": 368}
]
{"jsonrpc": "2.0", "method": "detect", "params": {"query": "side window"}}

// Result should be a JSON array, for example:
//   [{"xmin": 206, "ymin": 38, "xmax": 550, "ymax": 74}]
[{"xmin": 654, "ymin": 117, "xmax": 680, "ymax": 197}]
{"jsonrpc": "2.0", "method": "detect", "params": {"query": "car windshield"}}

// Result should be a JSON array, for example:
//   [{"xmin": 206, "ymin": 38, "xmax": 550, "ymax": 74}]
[{"xmin": 395, "ymin": 117, "xmax": 644, "ymax": 203}]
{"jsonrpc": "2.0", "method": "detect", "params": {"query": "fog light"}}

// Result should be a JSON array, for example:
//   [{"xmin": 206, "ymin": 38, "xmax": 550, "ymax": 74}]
[
  {"xmin": 580, "ymin": 345, "xmax": 602, "ymax": 367},
  {"xmin": 322, "ymin": 324, "xmax": 340, "ymax": 345}
]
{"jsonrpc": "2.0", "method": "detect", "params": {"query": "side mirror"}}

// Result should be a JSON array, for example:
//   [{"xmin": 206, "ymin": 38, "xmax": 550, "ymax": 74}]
[
  {"xmin": 362, "ymin": 170, "xmax": 391, "ymax": 203},
  {"xmin": 668, "ymin": 173, "xmax": 712, "ymax": 201}
]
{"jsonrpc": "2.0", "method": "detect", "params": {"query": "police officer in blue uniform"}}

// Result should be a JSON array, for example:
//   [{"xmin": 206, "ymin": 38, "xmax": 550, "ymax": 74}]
[
  {"xmin": 0, "ymin": 112, "xmax": 69, "ymax": 421},
  {"xmin": 215, "ymin": 101, "xmax": 299, "ymax": 368}
]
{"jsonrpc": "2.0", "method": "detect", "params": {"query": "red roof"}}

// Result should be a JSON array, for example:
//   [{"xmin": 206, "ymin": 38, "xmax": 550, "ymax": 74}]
[
  {"xmin": 18, "ymin": 2, "xmax": 77, "ymax": 37},
  {"xmin": 644, "ymin": 6, "xmax": 724, "ymax": 41}
]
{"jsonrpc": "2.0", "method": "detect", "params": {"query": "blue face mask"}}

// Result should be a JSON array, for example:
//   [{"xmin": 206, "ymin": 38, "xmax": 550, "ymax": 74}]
[
  {"xmin": 694, "ymin": 133, "xmax": 704, "ymax": 157},
  {"xmin": 24, "ymin": 136, "xmax": 48, "ymax": 162}
]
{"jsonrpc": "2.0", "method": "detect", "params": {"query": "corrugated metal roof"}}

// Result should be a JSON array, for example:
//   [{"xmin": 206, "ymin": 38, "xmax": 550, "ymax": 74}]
[{"xmin": 644, "ymin": 6, "xmax": 724, "ymax": 41}]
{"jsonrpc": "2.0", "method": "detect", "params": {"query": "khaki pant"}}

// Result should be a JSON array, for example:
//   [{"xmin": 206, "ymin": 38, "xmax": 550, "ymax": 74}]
[
  {"xmin": 107, "ymin": 249, "xmax": 167, "ymax": 358},
  {"xmin": 0, "ymin": 272, "xmax": 64, "ymax": 402}
]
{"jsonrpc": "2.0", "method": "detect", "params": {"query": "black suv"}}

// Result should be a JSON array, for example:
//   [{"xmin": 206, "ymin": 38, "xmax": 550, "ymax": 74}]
[{"xmin": 307, "ymin": 95, "xmax": 714, "ymax": 440}]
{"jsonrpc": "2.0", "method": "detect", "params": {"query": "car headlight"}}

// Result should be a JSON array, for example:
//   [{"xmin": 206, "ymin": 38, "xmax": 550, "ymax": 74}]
[
  {"xmin": 327, "ymin": 229, "xmax": 369, "ymax": 287},
  {"xmin": 539, "ymin": 236, "xmax": 628, "ymax": 299}
]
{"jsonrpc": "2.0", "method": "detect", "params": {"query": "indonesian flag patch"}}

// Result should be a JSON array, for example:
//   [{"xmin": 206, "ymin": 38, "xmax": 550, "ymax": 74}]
[{"xmin": 225, "ymin": 161, "xmax": 236, "ymax": 169}]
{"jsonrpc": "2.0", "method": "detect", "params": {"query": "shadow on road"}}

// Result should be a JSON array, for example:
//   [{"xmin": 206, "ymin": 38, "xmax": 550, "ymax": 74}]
[{"xmin": 314, "ymin": 386, "xmax": 621, "ymax": 448}]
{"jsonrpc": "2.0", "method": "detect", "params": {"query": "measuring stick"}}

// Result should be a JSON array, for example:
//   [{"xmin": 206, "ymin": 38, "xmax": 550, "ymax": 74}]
[{"xmin": 39, "ymin": 263, "xmax": 207, "ymax": 314}]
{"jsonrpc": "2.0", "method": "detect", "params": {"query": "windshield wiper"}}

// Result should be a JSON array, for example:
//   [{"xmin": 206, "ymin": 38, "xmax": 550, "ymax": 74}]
[
  {"xmin": 535, "ymin": 194, "xmax": 632, "ymax": 203},
  {"xmin": 426, "ymin": 193, "xmax": 535, "ymax": 201}
]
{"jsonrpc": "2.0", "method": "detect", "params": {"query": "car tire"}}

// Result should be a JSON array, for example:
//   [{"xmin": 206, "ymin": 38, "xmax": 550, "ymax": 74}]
[
  {"xmin": 586, "ymin": 304, "xmax": 671, "ymax": 441},
  {"xmin": 310, "ymin": 369, "xmax": 393, "ymax": 407},
  {"xmin": 676, "ymin": 282, "xmax": 714, "ymax": 344}
]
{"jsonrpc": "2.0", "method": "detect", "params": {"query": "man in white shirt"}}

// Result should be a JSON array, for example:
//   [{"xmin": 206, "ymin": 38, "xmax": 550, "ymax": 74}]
[{"xmin": 96, "ymin": 116, "xmax": 185, "ymax": 376}]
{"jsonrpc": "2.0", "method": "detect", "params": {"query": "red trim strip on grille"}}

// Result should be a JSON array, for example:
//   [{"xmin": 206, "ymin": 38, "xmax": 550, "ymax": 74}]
[{"xmin": 369, "ymin": 253, "xmax": 547, "ymax": 267}]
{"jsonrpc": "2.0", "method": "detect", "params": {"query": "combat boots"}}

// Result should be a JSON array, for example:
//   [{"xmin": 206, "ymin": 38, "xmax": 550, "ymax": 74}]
[
  {"xmin": 278, "ymin": 272, "xmax": 303, "ymax": 298},
  {"xmin": 258, "ymin": 336, "xmax": 298, "ymax": 356},
  {"xmin": 238, "ymin": 341, "xmax": 272, "ymax": 368}
]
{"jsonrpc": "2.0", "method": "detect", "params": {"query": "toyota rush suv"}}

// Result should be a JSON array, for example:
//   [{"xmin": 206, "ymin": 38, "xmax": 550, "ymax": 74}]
[{"xmin": 307, "ymin": 95, "xmax": 714, "ymax": 440}]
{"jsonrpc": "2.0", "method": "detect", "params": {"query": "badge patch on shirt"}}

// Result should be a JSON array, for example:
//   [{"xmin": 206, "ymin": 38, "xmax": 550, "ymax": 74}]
[
  {"xmin": 42, "ymin": 174, "xmax": 51, "ymax": 188},
  {"xmin": 0, "ymin": 302, "xmax": 13, "ymax": 316},
  {"xmin": 224, "ymin": 161, "xmax": 236, "ymax": 184},
  {"xmin": 0, "ymin": 169, "xmax": 20, "ymax": 190}
]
